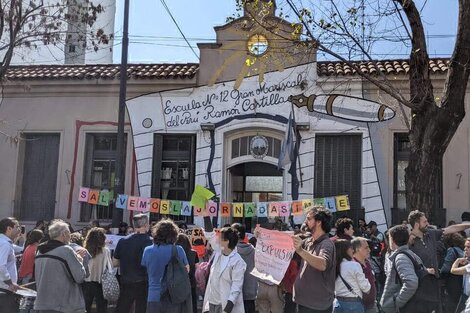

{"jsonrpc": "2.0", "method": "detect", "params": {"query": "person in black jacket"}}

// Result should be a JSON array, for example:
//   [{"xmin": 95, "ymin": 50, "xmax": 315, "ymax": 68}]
[{"xmin": 113, "ymin": 214, "xmax": 152, "ymax": 313}]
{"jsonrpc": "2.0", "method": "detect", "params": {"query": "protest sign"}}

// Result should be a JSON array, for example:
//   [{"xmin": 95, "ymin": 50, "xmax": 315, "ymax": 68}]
[
  {"xmin": 251, "ymin": 227, "xmax": 295, "ymax": 285},
  {"xmin": 105, "ymin": 234, "xmax": 125, "ymax": 250},
  {"xmin": 187, "ymin": 226, "xmax": 208, "ymax": 258}
]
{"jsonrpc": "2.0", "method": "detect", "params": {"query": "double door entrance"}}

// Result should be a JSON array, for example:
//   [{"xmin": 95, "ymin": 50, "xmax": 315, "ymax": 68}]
[{"xmin": 228, "ymin": 162, "xmax": 283, "ymax": 230}]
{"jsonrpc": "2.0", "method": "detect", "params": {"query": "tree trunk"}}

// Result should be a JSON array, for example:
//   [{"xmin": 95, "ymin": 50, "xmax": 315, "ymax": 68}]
[
  {"xmin": 401, "ymin": 0, "xmax": 470, "ymax": 224},
  {"xmin": 405, "ymin": 101, "xmax": 465, "ymax": 224}
]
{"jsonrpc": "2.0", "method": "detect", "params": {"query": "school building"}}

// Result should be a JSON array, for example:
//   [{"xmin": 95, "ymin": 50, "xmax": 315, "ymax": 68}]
[{"xmin": 0, "ymin": 1, "xmax": 468, "ymax": 231}]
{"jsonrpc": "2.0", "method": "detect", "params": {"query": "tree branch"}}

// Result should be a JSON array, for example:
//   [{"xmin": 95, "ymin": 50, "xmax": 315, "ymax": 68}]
[
  {"xmin": 441, "ymin": 0, "xmax": 470, "ymax": 117},
  {"xmin": 394, "ymin": 0, "xmax": 434, "ymax": 110}
]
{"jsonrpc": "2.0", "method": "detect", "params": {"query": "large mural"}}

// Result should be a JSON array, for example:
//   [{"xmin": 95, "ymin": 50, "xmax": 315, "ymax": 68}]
[{"xmin": 126, "ymin": 63, "xmax": 394, "ymax": 231}]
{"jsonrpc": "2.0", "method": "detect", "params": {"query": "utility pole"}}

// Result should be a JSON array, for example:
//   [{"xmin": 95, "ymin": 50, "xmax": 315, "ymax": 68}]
[{"xmin": 113, "ymin": 0, "xmax": 130, "ymax": 226}]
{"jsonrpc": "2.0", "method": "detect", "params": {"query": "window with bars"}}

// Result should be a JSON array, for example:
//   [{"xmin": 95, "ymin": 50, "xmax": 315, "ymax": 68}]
[
  {"xmin": 81, "ymin": 133, "xmax": 126, "ymax": 222},
  {"xmin": 394, "ymin": 133, "xmax": 410, "ymax": 210},
  {"xmin": 231, "ymin": 136, "xmax": 281, "ymax": 159},
  {"xmin": 152, "ymin": 134, "xmax": 196, "ymax": 223},
  {"xmin": 314, "ymin": 134, "xmax": 362, "ymax": 221}
]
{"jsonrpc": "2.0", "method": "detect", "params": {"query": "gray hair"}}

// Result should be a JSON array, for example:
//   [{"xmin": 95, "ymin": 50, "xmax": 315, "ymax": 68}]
[
  {"xmin": 133, "ymin": 214, "xmax": 149, "ymax": 229},
  {"xmin": 48, "ymin": 220, "xmax": 70, "ymax": 240},
  {"xmin": 351, "ymin": 236, "xmax": 369, "ymax": 252}
]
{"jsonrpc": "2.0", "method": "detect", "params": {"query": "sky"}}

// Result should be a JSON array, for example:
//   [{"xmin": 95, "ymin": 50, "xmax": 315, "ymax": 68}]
[{"xmin": 112, "ymin": 0, "xmax": 459, "ymax": 64}]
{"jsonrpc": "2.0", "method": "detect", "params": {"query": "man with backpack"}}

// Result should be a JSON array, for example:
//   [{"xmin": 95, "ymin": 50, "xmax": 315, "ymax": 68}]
[
  {"xmin": 408, "ymin": 210, "xmax": 470, "ymax": 313},
  {"xmin": 380, "ymin": 224, "xmax": 429, "ymax": 313}
]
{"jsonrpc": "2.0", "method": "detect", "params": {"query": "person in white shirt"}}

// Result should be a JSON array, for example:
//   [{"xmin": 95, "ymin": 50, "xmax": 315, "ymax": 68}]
[
  {"xmin": 333, "ymin": 239, "xmax": 371, "ymax": 313},
  {"xmin": 203, "ymin": 226, "xmax": 246, "ymax": 313},
  {"xmin": 0, "ymin": 217, "xmax": 22, "ymax": 313},
  {"xmin": 451, "ymin": 237, "xmax": 470, "ymax": 313}
]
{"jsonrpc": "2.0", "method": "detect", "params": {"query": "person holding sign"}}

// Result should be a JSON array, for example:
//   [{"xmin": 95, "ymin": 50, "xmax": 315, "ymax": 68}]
[
  {"xmin": 203, "ymin": 227, "xmax": 247, "ymax": 313},
  {"xmin": 292, "ymin": 207, "xmax": 336, "ymax": 313}
]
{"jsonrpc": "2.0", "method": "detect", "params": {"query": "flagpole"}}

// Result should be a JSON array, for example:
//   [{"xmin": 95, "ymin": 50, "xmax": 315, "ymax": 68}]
[{"xmin": 291, "ymin": 103, "xmax": 304, "ymax": 188}]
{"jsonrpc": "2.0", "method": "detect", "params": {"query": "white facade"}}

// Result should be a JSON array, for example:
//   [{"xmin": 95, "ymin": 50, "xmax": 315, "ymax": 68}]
[{"xmin": 127, "ymin": 63, "xmax": 392, "ymax": 231}]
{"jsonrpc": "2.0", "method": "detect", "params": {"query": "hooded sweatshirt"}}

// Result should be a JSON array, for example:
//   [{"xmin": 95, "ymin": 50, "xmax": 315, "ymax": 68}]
[
  {"xmin": 34, "ymin": 240, "xmax": 86, "ymax": 313},
  {"xmin": 237, "ymin": 242, "xmax": 258, "ymax": 300}
]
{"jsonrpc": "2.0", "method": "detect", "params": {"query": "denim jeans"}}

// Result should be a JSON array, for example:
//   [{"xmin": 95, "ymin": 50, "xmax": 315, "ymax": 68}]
[{"xmin": 333, "ymin": 298, "xmax": 365, "ymax": 313}]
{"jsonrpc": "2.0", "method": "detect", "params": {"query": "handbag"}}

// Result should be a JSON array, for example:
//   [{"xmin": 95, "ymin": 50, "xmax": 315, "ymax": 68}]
[{"xmin": 101, "ymin": 251, "xmax": 120, "ymax": 303}]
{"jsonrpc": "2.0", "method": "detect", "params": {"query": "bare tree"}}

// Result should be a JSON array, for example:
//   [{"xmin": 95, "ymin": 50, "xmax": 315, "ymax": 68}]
[
  {"xmin": 0, "ymin": 0, "xmax": 110, "ymax": 143},
  {"xmin": 0, "ymin": 0, "xmax": 110, "ymax": 78},
  {"xmin": 237, "ymin": 0, "xmax": 470, "ymax": 221}
]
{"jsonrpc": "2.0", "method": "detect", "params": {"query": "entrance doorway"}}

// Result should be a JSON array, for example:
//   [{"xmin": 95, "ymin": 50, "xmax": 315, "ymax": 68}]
[{"xmin": 228, "ymin": 162, "xmax": 283, "ymax": 231}]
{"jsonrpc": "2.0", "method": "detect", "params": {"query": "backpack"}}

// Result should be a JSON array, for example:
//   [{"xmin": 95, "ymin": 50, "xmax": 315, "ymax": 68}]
[
  {"xmin": 161, "ymin": 245, "xmax": 191, "ymax": 304},
  {"xmin": 442, "ymin": 248, "xmax": 463, "ymax": 299},
  {"xmin": 195, "ymin": 258, "xmax": 213, "ymax": 294},
  {"xmin": 392, "ymin": 250, "xmax": 440, "ymax": 305},
  {"xmin": 369, "ymin": 236, "xmax": 383, "ymax": 257}
]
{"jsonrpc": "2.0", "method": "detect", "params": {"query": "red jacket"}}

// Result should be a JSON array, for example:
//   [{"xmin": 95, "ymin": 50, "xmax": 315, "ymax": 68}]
[{"xmin": 280, "ymin": 259, "xmax": 299, "ymax": 294}]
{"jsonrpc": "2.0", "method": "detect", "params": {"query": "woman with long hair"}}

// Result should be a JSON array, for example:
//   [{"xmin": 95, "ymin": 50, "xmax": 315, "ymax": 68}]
[
  {"xmin": 18, "ymin": 229, "xmax": 44, "ymax": 284},
  {"xmin": 203, "ymin": 227, "xmax": 247, "ymax": 313},
  {"xmin": 83, "ymin": 227, "xmax": 112, "ymax": 313},
  {"xmin": 142, "ymin": 219, "xmax": 191, "ymax": 313},
  {"xmin": 333, "ymin": 239, "xmax": 371, "ymax": 313},
  {"xmin": 176, "ymin": 233, "xmax": 199, "ymax": 313}
]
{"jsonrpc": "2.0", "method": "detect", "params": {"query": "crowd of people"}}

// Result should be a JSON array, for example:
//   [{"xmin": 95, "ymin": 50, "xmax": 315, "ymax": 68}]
[{"xmin": 1, "ymin": 207, "xmax": 470, "ymax": 313}]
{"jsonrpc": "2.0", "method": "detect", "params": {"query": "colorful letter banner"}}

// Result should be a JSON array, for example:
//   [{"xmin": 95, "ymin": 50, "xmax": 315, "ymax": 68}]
[
  {"xmin": 325, "ymin": 197, "xmax": 337, "ymax": 212},
  {"xmin": 193, "ymin": 206, "xmax": 207, "ymax": 217},
  {"xmin": 137, "ymin": 198, "xmax": 149, "ymax": 212},
  {"xmin": 160, "ymin": 200, "xmax": 170, "ymax": 214},
  {"xmin": 251, "ymin": 227, "xmax": 295, "ymax": 284},
  {"xmin": 244, "ymin": 203, "xmax": 255, "ymax": 217},
  {"xmin": 257, "ymin": 203, "xmax": 268, "ymax": 217},
  {"xmin": 78, "ymin": 187, "xmax": 90, "ymax": 202},
  {"xmin": 149, "ymin": 198, "xmax": 160, "ymax": 213},
  {"xmin": 291, "ymin": 201, "xmax": 303, "ymax": 216},
  {"xmin": 170, "ymin": 200, "xmax": 182, "ymax": 215},
  {"xmin": 98, "ymin": 191, "xmax": 110, "ymax": 206},
  {"xmin": 233, "ymin": 203, "xmax": 244, "ymax": 217},
  {"xmin": 279, "ymin": 202, "xmax": 290, "ymax": 217},
  {"xmin": 220, "ymin": 202, "xmax": 231, "ymax": 217},
  {"xmin": 78, "ymin": 186, "xmax": 350, "ymax": 217},
  {"xmin": 336, "ymin": 195, "xmax": 350, "ymax": 211},
  {"xmin": 181, "ymin": 201, "xmax": 192, "ymax": 216},
  {"xmin": 116, "ymin": 194, "xmax": 128, "ymax": 209},
  {"xmin": 269, "ymin": 202, "xmax": 280, "ymax": 217},
  {"xmin": 88, "ymin": 190, "xmax": 99, "ymax": 205},
  {"xmin": 206, "ymin": 201, "xmax": 218, "ymax": 217},
  {"xmin": 313, "ymin": 198, "xmax": 325, "ymax": 206},
  {"xmin": 127, "ymin": 196, "xmax": 138, "ymax": 211}
]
